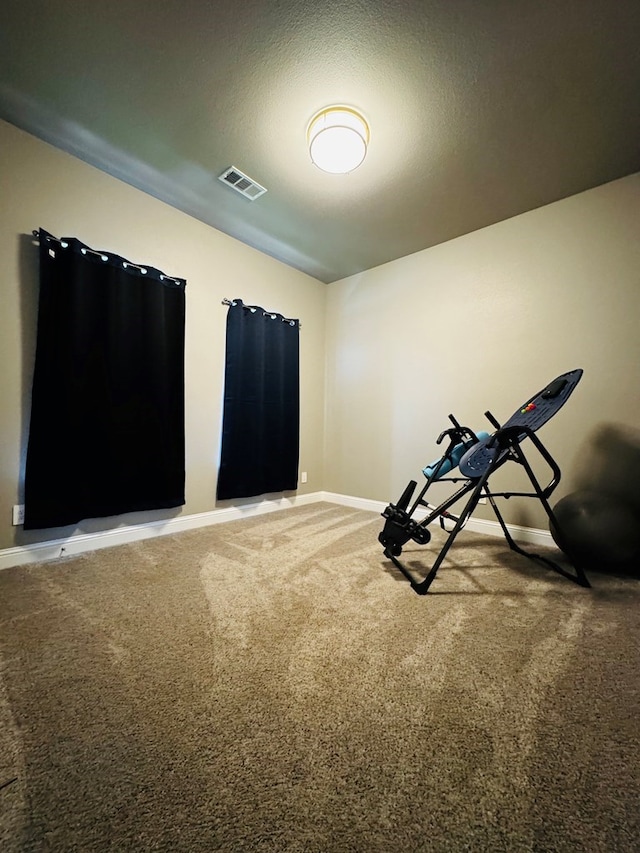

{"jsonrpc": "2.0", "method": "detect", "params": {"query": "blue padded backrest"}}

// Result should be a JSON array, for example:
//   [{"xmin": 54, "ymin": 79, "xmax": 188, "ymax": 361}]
[{"xmin": 458, "ymin": 369, "xmax": 584, "ymax": 479}]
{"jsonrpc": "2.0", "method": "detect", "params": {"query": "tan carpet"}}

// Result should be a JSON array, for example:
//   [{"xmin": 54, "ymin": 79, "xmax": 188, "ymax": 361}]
[{"xmin": 1, "ymin": 502, "xmax": 638, "ymax": 852}]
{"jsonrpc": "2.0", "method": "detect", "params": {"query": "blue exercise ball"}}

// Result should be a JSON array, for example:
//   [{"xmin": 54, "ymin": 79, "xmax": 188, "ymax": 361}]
[{"xmin": 550, "ymin": 490, "xmax": 640, "ymax": 572}]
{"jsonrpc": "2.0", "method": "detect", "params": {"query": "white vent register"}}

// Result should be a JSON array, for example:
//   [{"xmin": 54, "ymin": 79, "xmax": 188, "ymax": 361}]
[{"xmin": 218, "ymin": 167, "xmax": 267, "ymax": 200}]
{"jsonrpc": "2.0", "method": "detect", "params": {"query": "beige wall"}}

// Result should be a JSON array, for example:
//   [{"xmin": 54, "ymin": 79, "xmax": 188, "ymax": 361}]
[
  {"xmin": 0, "ymin": 119, "xmax": 326, "ymax": 550},
  {"xmin": 2, "ymin": 117, "xmax": 639, "ymax": 551},
  {"xmin": 325, "ymin": 172, "xmax": 640, "ymax": 529}
]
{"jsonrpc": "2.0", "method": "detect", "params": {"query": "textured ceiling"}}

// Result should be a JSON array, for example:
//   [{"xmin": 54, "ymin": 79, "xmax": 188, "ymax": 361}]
[{"xmin": 2, "ymin": 0, "xmax": 639, "ymax": 283}]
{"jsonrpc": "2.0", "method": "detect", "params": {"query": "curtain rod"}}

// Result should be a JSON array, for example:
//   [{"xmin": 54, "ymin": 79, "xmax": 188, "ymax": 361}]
[
  {"xmin": 34, "ymin": 230, "xmax": 112, "ymax": 263},
  {"xmin": 32, "ymin": 229, "xmax": 183, "ymax": 284},
  {"xmin": 222, "ymin": 298, "xmax": 301, "ymax": 328}
]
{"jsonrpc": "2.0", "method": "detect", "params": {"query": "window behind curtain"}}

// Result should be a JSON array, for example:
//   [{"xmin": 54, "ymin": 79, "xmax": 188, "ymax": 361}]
[
  {"xmin": 217, "ymin": 299, "xmax": 299, "ymax": 500},
  {"xmin": 23, "ymin": 229, "xmax": 186, "ymax": 530}
]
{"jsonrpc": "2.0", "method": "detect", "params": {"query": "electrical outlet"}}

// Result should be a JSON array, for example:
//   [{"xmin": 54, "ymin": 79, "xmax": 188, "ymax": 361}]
[
  {"xmin": 300, "ymin": 471, "xmax": 308, "ymax": 484},
  {"xmin": 12, "ymin": 504, "xmax": 25, "ymax": 525},
  {"xmin": 478, "ymin": 497, "xmax": 487, "ymax": 505}
]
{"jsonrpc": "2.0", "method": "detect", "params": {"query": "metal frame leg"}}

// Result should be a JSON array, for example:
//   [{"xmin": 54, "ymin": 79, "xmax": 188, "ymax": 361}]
[
  {"xmin": 385, "ymin": 471, "xmax": 490, "ymax": 594},
  {"xmin": 487, "ymin": 441, "xmax": 590, "ymax": 587}
]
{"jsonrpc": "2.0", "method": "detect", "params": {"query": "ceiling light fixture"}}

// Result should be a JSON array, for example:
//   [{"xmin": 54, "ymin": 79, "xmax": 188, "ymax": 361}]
[{"xmin": 307, "ymin": 106, "xmax": 370, "ymax": 174}]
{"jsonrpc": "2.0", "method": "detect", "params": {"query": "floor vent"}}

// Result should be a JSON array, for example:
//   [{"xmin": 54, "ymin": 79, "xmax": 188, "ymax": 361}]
[{"xmin": 218, "ymin": 166, "xmax": 267, "ymax": 200}]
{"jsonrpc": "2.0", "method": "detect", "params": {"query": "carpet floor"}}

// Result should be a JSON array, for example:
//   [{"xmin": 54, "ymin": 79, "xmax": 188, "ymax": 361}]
[{"xmin": 0, "ymin": 502, "xmax": 638, "ymax": 852}]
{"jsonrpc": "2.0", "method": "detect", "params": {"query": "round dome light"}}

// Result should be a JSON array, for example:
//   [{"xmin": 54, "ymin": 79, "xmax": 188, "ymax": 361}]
[{"xmin": 307, "ymin": 106, "xmax": 370, "ymax": 174}]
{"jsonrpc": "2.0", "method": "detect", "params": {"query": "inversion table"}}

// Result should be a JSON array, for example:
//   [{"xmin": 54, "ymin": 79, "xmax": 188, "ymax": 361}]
[{"xmin": 378, "ymin": 369, "xmax": 590, "ymax": 594}]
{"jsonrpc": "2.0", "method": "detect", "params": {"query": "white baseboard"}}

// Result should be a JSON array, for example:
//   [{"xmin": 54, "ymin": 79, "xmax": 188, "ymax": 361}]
[
  {"xmin": 0, "ymin": 492, "xmax": 323, "ymax": 571},
  {"xmin": 0, "ymin": 489, "xmax": 556, "ymax": 571},
  {"xmin": 321, "ymin": 491, "xmax": 557, "ymax": 549}
]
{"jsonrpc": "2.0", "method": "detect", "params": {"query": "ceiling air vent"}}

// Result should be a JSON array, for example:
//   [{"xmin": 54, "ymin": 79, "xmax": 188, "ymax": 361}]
[{"xmin": 218, "ymin": 166, "xmax": 267, "ymax": 200}]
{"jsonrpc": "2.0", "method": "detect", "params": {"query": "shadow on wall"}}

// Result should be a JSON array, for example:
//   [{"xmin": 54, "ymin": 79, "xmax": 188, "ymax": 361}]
[
  {"xmin": 492, "ymin": 422, "xmax": 640, "ymax": 544},
  {"xmin": 18, "ymin": 233, "xmax": 40, "ymax": 503},
  {"xmin": 548, "ymin": 422, "xmax": 640, "ymax": 576},
  {"xmin": 571, "ymin": 422, "xmax": 640, "ymax": 516}
]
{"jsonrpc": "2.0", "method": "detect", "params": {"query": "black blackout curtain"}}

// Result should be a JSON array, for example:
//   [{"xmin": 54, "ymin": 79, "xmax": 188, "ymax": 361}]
[
  {"xmin": 217, "ymin": 299, "xmax": 300, "ymax": 500},
  {"xmin": 23, "ymin": 229, "xmax": 186, "ymax": 530}
]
